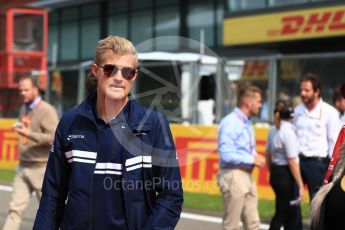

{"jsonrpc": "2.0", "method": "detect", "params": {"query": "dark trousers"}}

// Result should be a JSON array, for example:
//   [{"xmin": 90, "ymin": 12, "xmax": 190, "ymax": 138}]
[
  {"xmin": 299, "ymin": 156, "xmax": 329, "ymax": 199},
  {"xmin": 269, "ymin": 165, "xmax": 302, "ymax": 230}
]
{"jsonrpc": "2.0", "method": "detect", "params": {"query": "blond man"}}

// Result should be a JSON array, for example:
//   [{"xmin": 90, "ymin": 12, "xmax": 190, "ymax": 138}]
[
  {"xmin": 33, "ymin": 36, "xmax": 183, "ymax": 229},
  {"xmin": 218, "ymin": 85, "xmax": 265, "ymax": 230}
]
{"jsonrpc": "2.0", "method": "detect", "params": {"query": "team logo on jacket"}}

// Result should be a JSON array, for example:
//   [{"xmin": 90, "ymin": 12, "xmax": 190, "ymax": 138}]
[{"xmin": 67, "ymin": 134, "xmax": 85, "ymax": 141}]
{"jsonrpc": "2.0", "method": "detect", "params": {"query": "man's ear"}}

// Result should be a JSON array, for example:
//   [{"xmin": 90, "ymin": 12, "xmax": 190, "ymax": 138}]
[
  {"xmin": 92, "ymin": 64, "xmax": 99, "ymax": 78},
  {"xmin": 242, "ymin": 97, "xmax": 250, "ymax": 108},
  {"xmin": 34, "ymin": 87, "xmax": 39, "ymax": 96},
  {"xmin": 316, "ymin": 88, "xmax": 321, "ymax": 98},
  {"xmin": 130, "ymin": 69, "xmax": 138, "ymax": 82}
]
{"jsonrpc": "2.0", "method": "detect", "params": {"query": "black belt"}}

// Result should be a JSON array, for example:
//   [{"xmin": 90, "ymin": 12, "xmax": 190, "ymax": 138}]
[
  {"xmin": 221, "ymin": 166, "xmax": 254, "ymax": 173},
  {"xmin": 299, "ymin": 155, "xmax": 329, "ymax": 163}
]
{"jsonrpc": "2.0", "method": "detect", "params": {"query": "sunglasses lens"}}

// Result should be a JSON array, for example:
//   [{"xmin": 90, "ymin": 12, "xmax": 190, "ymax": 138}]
[
  {"xmin": 101, "ymin": 64, "xmax": 135, "ymax": 79},
  {"xmin": 122, "ymin": 68, "xmax": 135, "ymax": 80},
  {"xmin": 102, "ymin": 65, "xmax": 116, "ymax": 77}
]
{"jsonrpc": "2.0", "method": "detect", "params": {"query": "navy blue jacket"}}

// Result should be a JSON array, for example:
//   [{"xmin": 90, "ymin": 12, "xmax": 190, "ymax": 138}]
[{"xmin": 33, "ymin": 93, "xmax": 183, "ymax": 230}]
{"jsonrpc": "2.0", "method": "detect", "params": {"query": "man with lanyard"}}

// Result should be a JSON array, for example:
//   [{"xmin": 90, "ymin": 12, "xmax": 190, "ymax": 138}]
[
  {"xmin": 217, "ymin": 85, "xmax": 265, "ymax": 230},
  {"xmin": 3, "ymin": 76, "xmax": 59, "ymax": 230},
  {"xmin": 293, "ymin": 73, "xmax": 341, "ymax": 200}
]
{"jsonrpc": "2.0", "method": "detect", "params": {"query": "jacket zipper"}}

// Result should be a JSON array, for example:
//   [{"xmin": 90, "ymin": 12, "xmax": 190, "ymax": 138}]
[
  {"xmin": 91, "ymin": 120, "xmax": 99, "ymax": 230},
  {"xmin": 77, "ymin": 114, "xmax": 99, "ymax": 230}
]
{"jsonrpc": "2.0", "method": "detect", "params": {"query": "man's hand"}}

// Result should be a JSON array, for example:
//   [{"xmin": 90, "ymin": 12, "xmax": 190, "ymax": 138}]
[
  {"xmin": 254, "ymin": 154, "xmax": 265, "ymax": 168},
  {"xmin": 13, "ymin": 125, "xmax": 29, "ymax": 137},
  {"xmin": 298, "ymin": 185, "xmax": 305, "ymax": 202}
]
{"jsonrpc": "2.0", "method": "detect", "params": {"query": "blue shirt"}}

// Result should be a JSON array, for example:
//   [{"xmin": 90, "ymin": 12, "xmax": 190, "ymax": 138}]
[
  {"xmin": 26, "ymin": 96, "xmax": 41, "ymax": 112},
  {"xmin": 218, "ymin": 107, "xmax": 255, "ymax": 169}
]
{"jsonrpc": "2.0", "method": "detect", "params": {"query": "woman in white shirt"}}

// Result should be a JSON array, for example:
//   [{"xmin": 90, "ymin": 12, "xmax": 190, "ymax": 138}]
[{"xmin": 266, "ymin": 100, "xmax": 305, "ymax": 230}]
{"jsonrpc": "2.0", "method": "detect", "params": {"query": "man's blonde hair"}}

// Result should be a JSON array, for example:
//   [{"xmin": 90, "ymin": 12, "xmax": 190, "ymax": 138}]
[
  {"xmin": 94, "ymin": 35, "xmax": 138, "ymax": 67},
  {"xmin": 237, "ymin": 85, "xmax": 262, "ymax": 107}
]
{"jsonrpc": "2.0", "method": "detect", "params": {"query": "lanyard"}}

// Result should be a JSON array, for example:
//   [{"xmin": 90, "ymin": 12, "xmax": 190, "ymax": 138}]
[
  {"xmin": 323, "ymin": 125, "xmax": 345, "ymax": 184},
  {"xmin": 20, "ymin": 100, "xmax": 41, "ymax": 145}
]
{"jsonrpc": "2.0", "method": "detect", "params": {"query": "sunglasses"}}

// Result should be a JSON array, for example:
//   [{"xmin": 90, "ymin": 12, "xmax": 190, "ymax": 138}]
[{"xmin": 99, "ymin": 64, "xmax": 137, "ymax": 80}]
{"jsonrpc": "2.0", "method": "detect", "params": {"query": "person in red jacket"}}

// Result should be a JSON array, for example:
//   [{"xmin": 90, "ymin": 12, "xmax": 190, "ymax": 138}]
[{"xmin": 310, "ymin": 82, "xmax": 345, "ymax": 230}]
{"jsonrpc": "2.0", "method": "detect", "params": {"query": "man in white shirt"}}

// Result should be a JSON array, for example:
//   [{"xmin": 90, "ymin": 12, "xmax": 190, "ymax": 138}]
[{"xmin": 293, "ymin": 73, "xmax": 341, "ymax": 200}]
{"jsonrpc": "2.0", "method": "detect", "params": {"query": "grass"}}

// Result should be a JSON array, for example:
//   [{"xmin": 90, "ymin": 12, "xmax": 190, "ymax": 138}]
[
  {"xmin": 183, "ymin": 191, "xmax": 310, "ymax": 219},
  {"xmin": 0, "ymin": 169, "xmax": 15, "ymax": 184}
]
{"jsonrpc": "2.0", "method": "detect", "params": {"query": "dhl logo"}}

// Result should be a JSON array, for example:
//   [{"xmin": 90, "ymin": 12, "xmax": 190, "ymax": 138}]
[
  {"xmin": 269, "ymin": 10, "xmax": 345, "ymax": 36},
  {"xmin": 223, "ymin": 5, "xmax": 345, "ymax": 45},
  {"xmin": 242, "ymin": 60, "xmax": 268, "ymax": 79}
]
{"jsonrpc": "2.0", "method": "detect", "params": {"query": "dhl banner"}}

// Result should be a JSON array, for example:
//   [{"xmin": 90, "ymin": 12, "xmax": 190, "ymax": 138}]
[
  {"xmin": 0, "ymin": 119, "xmax": 277, "ymax": 200},
  {"xmin": 241, "ymin": 60, "xmax": 269, "ymax": 80},
  {"xmin": 0, "ymin": 119, "xmax": 278, "ymax": 200},
  {"xmin": 224, "ymin": 4, "xmax": 345, "ymax": 45}
]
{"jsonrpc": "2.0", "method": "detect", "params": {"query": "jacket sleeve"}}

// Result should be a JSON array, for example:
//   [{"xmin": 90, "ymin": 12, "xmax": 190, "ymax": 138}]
[
  {"xmin": 143, "ymin": 114, "xmax": 183, "ymax": 229},
  {"xmin": 326, "ymin": 108, "xmax": 342, "ymax": 158},
  {"xmin": 33, "ymin": 119, "xmax": 69, "ymax": 230}
]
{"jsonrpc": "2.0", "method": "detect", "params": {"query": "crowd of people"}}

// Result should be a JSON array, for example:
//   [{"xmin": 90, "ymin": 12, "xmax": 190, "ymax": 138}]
[
  {"xmin": 1, "ymin": 34, "xmax": 345, "ymax": 230},
  {"xmin": 218, "ymin": 75, "xmax": 344, "ymax": 230}
]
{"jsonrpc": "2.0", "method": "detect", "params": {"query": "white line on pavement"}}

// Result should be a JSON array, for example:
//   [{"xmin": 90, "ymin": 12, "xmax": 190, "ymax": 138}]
[
  {"xmin": 180, "ymin": 212, "xmax": 269, "ymax": 229},
  {"xmin": 180, "ymin": 212, "xmax": 222, "ymax": 223},
  {"xmin": 0, "ymin": 184, "xmax": 269, "ymax": 229},
  {"xmin": 0, "ymin": 184, "xmax": 13, "ymax": 192}
]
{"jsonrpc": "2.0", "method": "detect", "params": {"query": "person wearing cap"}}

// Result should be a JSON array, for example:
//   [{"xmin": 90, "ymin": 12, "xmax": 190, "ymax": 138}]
[
  {"xmin": 293, "ymin": 73, "xmax": 342, "ymax": 200},
  {"xmin": 266, "ymin": 100, "xmax": 304, "ymax": 230}
]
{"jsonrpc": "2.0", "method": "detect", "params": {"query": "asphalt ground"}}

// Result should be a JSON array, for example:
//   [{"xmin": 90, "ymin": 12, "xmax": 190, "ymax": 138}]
[
  {"xmin": 0, "ymin": 187, "xmax": 222, "ymax": 230},
  {"xmin": 0, "ymin": 185, "xmax": 309, "ymax": 229}
]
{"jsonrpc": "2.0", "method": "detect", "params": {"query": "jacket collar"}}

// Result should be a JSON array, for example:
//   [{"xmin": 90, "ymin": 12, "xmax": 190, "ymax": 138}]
[{"xmin": 75, "ymin": 92, "xmax": 152, "ymax": 131}]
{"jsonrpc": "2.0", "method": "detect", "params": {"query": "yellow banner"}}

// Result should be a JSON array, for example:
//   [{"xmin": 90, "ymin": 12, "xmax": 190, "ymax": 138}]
[
  {"xmin": 170, "ymin": 124, "xmax": 276, "ymax": 199},
  {"xmin": 1, "ymin": 119, "xmax": 298, "ymax": 200},
  {"xmin": 224, "ymin": 4, "xmax": 345, "ymax": 45},
  {"xmin": 0, "ymin": 119, "xmax": 19, "ymax": 169}
]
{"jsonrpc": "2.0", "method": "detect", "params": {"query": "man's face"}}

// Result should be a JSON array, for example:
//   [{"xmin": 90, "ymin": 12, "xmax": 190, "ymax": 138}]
[
  {"xmin": 335, "ymin": 98, "xmax": 345, "ymax": 112},
  {"xmin": 92, "ymin": 51, "xmax": 137, "ymax": 101},
  {"xmin": 249, "ymin": 92, "xmax": 262, "ymax": 117},
  {"xmin": 300, "ymin": 81, "xmax": 319, "ymax": 105},
  {"xmin": 19, "ymin": 78, "xmax": 38, "ymax": 104}
]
